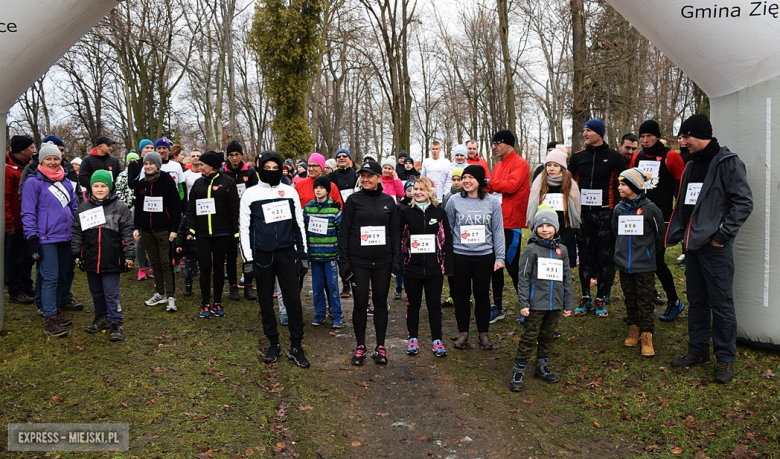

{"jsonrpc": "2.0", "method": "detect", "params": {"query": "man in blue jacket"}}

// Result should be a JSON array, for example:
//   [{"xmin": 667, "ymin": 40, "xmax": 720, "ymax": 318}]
[{"xmin": 667, "ymin": 114, "xmax": 753, "ymax": 384}]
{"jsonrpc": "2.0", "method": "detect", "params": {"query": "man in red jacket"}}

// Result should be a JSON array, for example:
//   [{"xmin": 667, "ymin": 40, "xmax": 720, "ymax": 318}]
[
  {"xmin": 486, "ymin": 130, "xmax": 530, "ymax": 322},
  {"xmin": 295, "ymin": 153, "xmax": 344, "ymax": 209},
  {"xmin": 5, "ymin": 136, "xmax": 36, "ymax": 303},
  {"xmin": 465, "ymin": 139, "xmax": 491, "ymax": 179}
]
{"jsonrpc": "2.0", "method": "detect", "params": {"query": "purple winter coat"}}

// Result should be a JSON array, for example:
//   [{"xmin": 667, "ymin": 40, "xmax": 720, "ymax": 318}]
[{"xmin": 21, "ymin": 170, "xmax": 78, "ymax": 243}]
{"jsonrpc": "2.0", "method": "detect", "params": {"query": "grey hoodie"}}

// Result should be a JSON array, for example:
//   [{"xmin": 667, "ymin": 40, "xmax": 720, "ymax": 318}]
[{"xmin": 517, "ymin": 232, "xmax": 574, "ymax": 312}]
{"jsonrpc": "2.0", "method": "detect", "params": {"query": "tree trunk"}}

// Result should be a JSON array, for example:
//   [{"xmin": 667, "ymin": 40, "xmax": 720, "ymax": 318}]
[
  {"xmin": 497, "ymin": 0, "xmax": 516, "ymax": 148},
  {"xmin": 570, "ymin": 0, "xmax": 588, "ymax": 151}
]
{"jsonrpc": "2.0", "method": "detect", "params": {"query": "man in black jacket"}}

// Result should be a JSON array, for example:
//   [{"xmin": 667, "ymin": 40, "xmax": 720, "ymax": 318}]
[
  {"xmin": 78, "ymin": 136, "xmax": 122, "ymax": 189},
  {"xmin": 667, "ymin": 115, "xmax": 753, "ymax": 384},
  {"xmin": 327, "ymin": 147, "xmax": 358, "ymax": 298}
]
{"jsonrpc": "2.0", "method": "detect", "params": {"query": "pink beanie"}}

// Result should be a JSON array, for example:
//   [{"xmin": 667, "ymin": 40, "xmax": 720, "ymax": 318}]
[
  {"xmin": 308, "ymin": 152, "xmax": 326, "ymax": 169},
  {"xmin": 544, "ymin": 146, "xmax": 568, "ymax": 170}
]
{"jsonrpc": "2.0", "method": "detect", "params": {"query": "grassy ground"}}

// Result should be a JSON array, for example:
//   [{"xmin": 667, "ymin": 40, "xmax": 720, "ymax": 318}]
[{"xmin": 2, "ymin": 245, "xmax": 779, "ymax": 458}]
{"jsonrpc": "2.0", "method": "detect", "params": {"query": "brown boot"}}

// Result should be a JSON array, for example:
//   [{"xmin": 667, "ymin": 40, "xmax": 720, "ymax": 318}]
[
  {"xmin": 640, "ymin": 332, "xmax": 655, "ymax": 357},
  {"xmin": 478, "ymin": 332, "xmax": 494, "ymax": 350},
  {"xmin": 56, "ymin": 308, "xmax": 73, "ymax": 327},
  {"xmin": 453, "ymin": 332, "xmax": 469, "ymax": 349},
  {"xmin": 44, "ymin": 317, "xmax": 68, "ymax": 337},
  {"xmin": 624, "ymin": 325, "xmax": 640, "ymax": 347}
]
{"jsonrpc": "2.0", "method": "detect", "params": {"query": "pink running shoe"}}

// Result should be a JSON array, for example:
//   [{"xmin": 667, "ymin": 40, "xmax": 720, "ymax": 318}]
[{"xmin": 137, "ymin": 267, "xmax": 147, "ymax": 281}]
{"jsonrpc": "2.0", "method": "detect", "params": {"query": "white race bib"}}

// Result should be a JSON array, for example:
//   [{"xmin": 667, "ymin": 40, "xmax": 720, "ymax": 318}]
[
  {"xmin": 618, "ymin": 215, "xmax": 644, "ymax": 235},
  {"xmin": 79, "ymin": 206, "xmax": 106, "ymax": 230},
  {"xmin": 308, "ymin": 216, "xmax": 329, "ymax": 235},
  {"xmin": 196, "ymin": 198, "xmax": 216, "ymax": 216},
  {"xmin": 410, "ymin": 234, "xmax": 435, "ymax": 253},
  {"xmin": 581, "ymin": 189, "xmax": 603, "ymax": 206},
  {"xmin": 638, "ymin": 160, "xmax": 661, "ymax": 180},
  {"xmin": 542, "ymin": 193, "xmax": 564, "ymax": 212},
  {"xmin": 340, "ymin": 189, "xmax": 354, "ymax": 202},
  {"xmin": 47, "ymin": 182, "xmax": 70, "ymax": 208},
  {"xmin": 236, "ymin": 183, "xmax": 246, "ymax": 198},
  {"xmin": 143, "ymin": 196, "xmax": 163, "ymax": 213},
  {"xmin": 685, "ymin": 183, "xmax": 703, "ymax": 205},
  {"xmin": 460, "ymin": 225, "xmax": 486, "ymax": 244},
  {"xmin": 262, "ymin": 201, "xmax": 292, "ymax": 223},
  {"xmin": 537, "ymin": 258, "xmax": 563, "ymax": 281},
  {"xmin": 360, "ymin": 226, "xmax": 386, "ymax": 246},
  {"xmin": 491, "ymin": 193, "xmax": 503, "ymax": 204},
  {"xmin": 70, "ymin": 180, "xmax": 79, "ymax": 192}
]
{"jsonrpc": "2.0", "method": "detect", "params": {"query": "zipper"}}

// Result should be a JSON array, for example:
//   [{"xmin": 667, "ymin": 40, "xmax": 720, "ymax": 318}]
[
  {"xmin": 149, "ymin": 182, "xmax": 154, "ymax": 230},
  {"xmin": 627, "ymin": 209, "xmax": 633, "ymax": 274},
  {"xmin": 207, "ymin": 173, "xmax": 218, "ymax": 234},
  {"xmin": 549, "ymin": 247, "xmax": 554, "ymax": 311},
  {"xmin": 97, "ymin": 226, "xmax": 102, "ymax": 274}
]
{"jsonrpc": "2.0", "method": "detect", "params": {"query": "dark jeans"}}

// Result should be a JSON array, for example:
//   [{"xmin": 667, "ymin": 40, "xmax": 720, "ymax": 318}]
[
  {"xmin": 142, "ymin": 231, "xmax": 175, "ymax": 297},
  {"xmin": 255, "ymin": 247, "xmax": 304, "ymax": 348},
  {"xmin": 404, "ymin": 275, "xmax": 443, "ymax": 341},
  {"xmin": 620, "ymin": 270, "xmax": 655, "ymax": 333},
  {"xmin": 196, "ymin": 236, "xmax": 230, "ymax": 305},
  {"xmin": 514, "ymin": 310, "xmax": 561, "ymax": 365},
  {"xmin": 86, "ymin": 272, "xmax": 122, "ymax": 323},
  {"xmin": 655, "ymin": 246, "xmax": 678, "ymax": 303},
  {"xmin": 454, "ymin": 253, "xmax": 494, "ymax": 333},
  {"xmin": 39, "ymin": 242, "xmax": 70, "ymax": 318},
  {"xmin": 5, "ymin": 231, "xmax": 33, "ymax": 296},
  {"xmin": 577, "ymin": 209, "xmax": 615, "ymax": 299},
  {"xmin": 686, "ymin": 242, "xmax": 737, "ymax": 363},
  {"xmin": 227, "ymin": 237, "xmax": 253, "ymax": 286},
  {"xmin": 492, "ymin": 229, "xmax": 522, "ymax": 309},
  {"xmin": 351, "ymin": 266, "xmax": 391, "ymax": 347}
]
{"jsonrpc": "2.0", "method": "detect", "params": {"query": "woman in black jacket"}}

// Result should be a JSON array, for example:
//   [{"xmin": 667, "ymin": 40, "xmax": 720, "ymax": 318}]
[
  {"xmin": 399, "ymin": 178, "xmax": 453, "ymax": 357},
  {"xmin": 177, "ymin": 151, "xmax": 239, "ymax": 318},
  {"xmin": 338, "ymin": 161, "xmax": 401, "ymax": 365}
]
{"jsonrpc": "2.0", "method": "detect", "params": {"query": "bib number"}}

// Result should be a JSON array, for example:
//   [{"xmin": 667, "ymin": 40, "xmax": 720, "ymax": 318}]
[
  {"xmin": 143, "ymin": 196, "xmax": 163, "ymax": 213},
  {"xmin": 638, "ymin": 160, "xmax": 660, "ymax": 180},
  {"xmin": 196, "ymin": 198, "xmax": 216, "ymax": 216},
  {"xmin": 410, "ymin": 234, "xmax": 435, "ymax": 253},
  {"xmin": 360, "ymin": 226, "xmax": 386, "ymax": 246},
  {"xmin": 537, "ymin": 258, "xmax": 563, "ymax": 281},
  {"xmin": 236, "ymin": 183, "xmax": 246, "ymax": 198},
  {"xmin": 460, "ymin": 225, "xmax": 486, "ymax": 244},
  {"xmin": 308, "ymin": 216, "xmax": 329, "ymax": 235},
  {"xmin": 262, "ymin": 201, "xmax": 292, "ymax": 222},
  {"xmin": 47, "ymin": 182, "xmax": 70, "ymax": 208},
  {"xmin": 542, "ymin": 193, "xmax": 564, "ymax": 212},
  {"xmin": 79, "ymin": 206, "xmax": 106, "ymax": 230},
  {"xmin": 581, "ymin": 189, "xmax": 602, "ymax": 206},
  {"xmin": 685, "ymin": 183, "xmax": 702, "ymax": 205},
  {"xmin": 340, "ymin": 189, "xmax": 354, "ymax": 202},
  {"xmin": 618, "ymin": 215, "xmax": 644, "ymax": 235}
]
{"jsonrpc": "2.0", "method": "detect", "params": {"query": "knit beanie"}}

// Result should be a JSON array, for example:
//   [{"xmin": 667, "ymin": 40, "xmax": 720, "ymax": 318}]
[
  {"xmin": 404, "ymin": 156, "xmax": 414, "ymax": 165},
  {"xmin": 678, "ymin": 114, "xmax": 713, "ymax": 140},
  {"xmin": 308, "ymin": 152, "xmax": 326, "ymax": 169},
  {"xmin": 398, "ymin": 150, "xmax": 409, "ymax": 159},
  {"xmin": 546, "ymin": 141, "xmax": 560, "ymax": 151},
  {"xmin": 71, "ymin": 157, "xmax": 82, "ymax": 166},
  {"xmin": 404, "ymin": 179, "xmax": 416, "ymax": 191},
  {"xmin": 462, "ymin": 164, "xmax": 486, "ymax": 186},
  {"xmin": 325, "ymin": 158, "xmax": 337, "ymax": 171},
  {"xmin": 639, "ymin": 119, "xmax": 662, "ymax": 138},
  {"xmin": 126, "ymin": 152, "xmax": 140, "ymax": 163},
  {"xmin": 313, "ymin": 175, "xmax": 331, "ymax": 191},
  {"xmin": 335, "ymin": 148, "xmax": 352, "ymax": 160},
  {"xmin": 452, "ymin": 144, "xmax": 467, "ymax": 158},
  {"xmin": 39, "ymin": 142, "xmax": 62, "ymax": 161},
  {"xmin": 143, "ymin": 152, "xmax": 162, "ymax": 170},
  {"xmin": 226, "ymin": 140, "xmax": 243, "ymax": 155},
  {"xmin": 199, "ymin": 151, "xmax": 223, "ymax": 170},
  {"xmin": 284, "ymin": 158, "xmax": 295, "ymax": 169},
  {"xmin": 452, "ymin": 167, "xmax": 464, "ymax": 178},
  {"xmin": 534, "ymin": 204, "xmax": 559, "ymax": 234},
  {"xmin": 619, "ymin": 167, "xmax": 656, "ymax": 195},
  {"xmin": 544, "ymin": 147, "xmax": 568, "ymax": 170},
  {"xmin": 139, "ymin": 139, "xmax": 154, "ymax": 151},
  {"xmin": 90, "ymin": 169, "xmax": 114, "ymax": 191},
  {"xmin": 584, "ymin": 119, "xmax": 606, "ymax": 139},
  {"xmin": 154, "ymin": 137, "xmax": 171, "ymax": 151},
  {"xmin": 42, "ymin": 135, "xmax": 65, "ymax": 148},
  {"xmin": 381, "ymin": 156, "xmax": 396, "ymax": 168},
  {"xmin": 10, "ymin": 136, "xmax": 34, "ymax": 153},
  {"xmin": 492, "ymin": 129, "xmax": 515, "ymax": 147}
]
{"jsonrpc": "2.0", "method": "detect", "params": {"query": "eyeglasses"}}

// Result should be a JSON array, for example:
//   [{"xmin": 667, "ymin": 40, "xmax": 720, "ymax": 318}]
[
  {"xmin": 227, "ymin": 153, "xmax": 242, "ymax": 158},
  {"xmin": 336, "ymin": 155, "xmax": 349, "ymax": 159},
  {"xmin": 491, "ymin": 141, "xmax": 502, "ymax": 147},
  {"xmin": 307, "ymin": 164, "xmax": 321, "ymax": 168}
]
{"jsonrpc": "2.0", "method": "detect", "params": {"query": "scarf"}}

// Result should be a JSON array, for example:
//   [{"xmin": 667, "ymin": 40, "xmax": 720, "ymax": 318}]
[
  {"xmin": 527, "ymin": 173, "xmax": 581, "ymax": 229},
  {"xmin": 37, "ymin": 164, "xmax": 65, "ymax": 182},
  {"xmin": 144, "ymin": 171, "xmax": 160, "ymax": 183},
  {"xmin": 620, "ymin": 193, "xmax": 645, "ymax": 211},
  {"xmin": 415, "ymin": 200, "xmax": 431, "ymax": 211},
  {"xmin": 546, "ymin": 173, "xmax": 563, "ymax": 187}
]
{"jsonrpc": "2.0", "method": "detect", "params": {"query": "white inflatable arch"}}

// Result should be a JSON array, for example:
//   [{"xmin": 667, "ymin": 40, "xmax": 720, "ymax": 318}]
[{"xmin": 609, "ymin": 0, "xmax": 780, "ymax": 350}]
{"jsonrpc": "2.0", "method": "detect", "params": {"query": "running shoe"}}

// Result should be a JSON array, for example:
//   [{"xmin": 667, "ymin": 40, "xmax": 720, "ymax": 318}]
[
  {"xmin": 199, "ymin": 304, "xmax": 211, "ymax": 319},
  {"xmin": 372, "ymin": 345, "xmax": 388, "ymax": 364},
  {"xmin": 407, "ymin": 338, "xmax": 419, "ymax": 355},
  {"xmin": 431, "ymin": 339, "xmax": 447, "ymax": 357},
  {"xmin": 212, "ymin": 302, "xmax": 225, "ymax": 317},
  {"xmin": 351, "ymin": 345, "xmax": 366, "ymax": 366},
  {"xmin": 660, "ymin": 299, "xmax": 685, "ymax": 322},
  {"xmin": 489, "ymin": 305, "xmax": 505, "ymax": 324},
  {"xmin": 280, "ymin": 314, "xmax": 289, "ymax": 326},
  {"xmin": 312, "ymin": 313, "xmax": 325, "ymax": 326},
  {"xmin": 573, "ymin": 296, "xmax": 591, "ymax": 316},
  {"xmin": 144, "ymin": 292, "xmax": 168, "ymax": 306},
  {"xmin": 594, "ymin": 298, "xmax": 608, "ymax": 318}
]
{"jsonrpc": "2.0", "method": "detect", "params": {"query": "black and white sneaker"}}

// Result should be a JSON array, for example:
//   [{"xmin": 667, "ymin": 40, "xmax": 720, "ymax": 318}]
[
  {"xmin": 287, "ymin": 347, "xmax": 311, "ymax": 368},
  {"xmin": 263, "ymin": 344, "xmax": 282, "ymax": 364}
]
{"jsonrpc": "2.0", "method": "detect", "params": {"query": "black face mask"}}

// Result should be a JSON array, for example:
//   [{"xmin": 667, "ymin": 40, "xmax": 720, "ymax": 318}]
[{"xmin": 261, "ymin": 168, "xmax": 283, "ymax": 186}]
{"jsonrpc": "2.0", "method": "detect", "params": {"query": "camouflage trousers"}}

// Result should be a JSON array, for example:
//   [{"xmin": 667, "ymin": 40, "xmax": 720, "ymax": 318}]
[
  {"xmin": 514, "ymin": 310, "xmax": 561, "ymax": 365},
  {"xmin": 619, "ymin": 270, "xmax": 655, "ymax": 333}
]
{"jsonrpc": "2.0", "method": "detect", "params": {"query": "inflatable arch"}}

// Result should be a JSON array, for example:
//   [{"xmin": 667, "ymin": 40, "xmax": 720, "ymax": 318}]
[{"xmin": 609, "ymin": 0, "xmax": 780, "ymax": 350}]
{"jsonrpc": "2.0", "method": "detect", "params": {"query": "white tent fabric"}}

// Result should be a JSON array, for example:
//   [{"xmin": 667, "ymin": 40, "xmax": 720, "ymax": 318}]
[{"xmin": 609, "ymin": 0, "xmax": 780, "ymax": 350}]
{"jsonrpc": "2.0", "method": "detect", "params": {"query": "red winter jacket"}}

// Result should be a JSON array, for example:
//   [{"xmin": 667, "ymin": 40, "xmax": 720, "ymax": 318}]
[
  {"xmin": 295, "ymin": 176, "xmax": 344, "ymax": 209},
  {"xmin": 466, "ymin": 156, "xmax": 491, "ymax": 179},
  {"xmin": 487, "ymin": 151, "xmax": 530, "ymax": 229},
  {"xmin": 5, "ymin": 152, "xmax": 28, "ymax": 230}
]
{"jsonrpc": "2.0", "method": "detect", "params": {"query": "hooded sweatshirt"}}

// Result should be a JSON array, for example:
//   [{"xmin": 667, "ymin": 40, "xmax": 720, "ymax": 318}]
[{"xmin": 517, "ymin": 231, "xmax": 574, "ymax": 312}]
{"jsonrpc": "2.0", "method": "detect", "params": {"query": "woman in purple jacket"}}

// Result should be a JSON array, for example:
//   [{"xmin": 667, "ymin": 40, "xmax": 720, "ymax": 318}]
[{"xmin": 21, "ymin": 142, "xmax": 78, "ymax": 337}]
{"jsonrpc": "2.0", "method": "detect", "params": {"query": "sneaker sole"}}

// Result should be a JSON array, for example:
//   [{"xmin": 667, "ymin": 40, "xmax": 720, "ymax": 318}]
[
  {"xmin": 199, "ymin": 315, "xmax": 211, "ymax": 319},
  {"xmin": 489, "ymin": 315, "xmax": 505, "ymax": 324},
  {"xmin": 84, "ymin": 326, "xmax": 110, "ymax": 333},
  {"xmin": 45, "ymin": 329, "xmax": 68, "ymax": 338},
  {"xmin": 145, "ymin": 300, "xmax": 168, "ymax": 306},
  {"xmin": 433, "ymin": 351, "xmax": 447, "ymax": 357},
  {"xmin": 351, "ymin": 359, "xmax": 364, "ymax": 366},
  {"xmin": 287, "ymin": 353, "xmax": 311, "ymax": 368},
  {"xmin": 332, "ymin": 324, "xmax": 343, "ymax": 329},
  {"xmin": 595, "ymin": 310, "xmax": 609, "ymax": 318},
  {"xmin": 167, "ymin": 308, "xmax": 177, "ymax": 313},
  {"xmin": 110, "ymin": 336, "xmax": 123, "ymax": 342},
  {"xmin": 407, "ymin": 350, "xmax": 418, "ymax": 355}
]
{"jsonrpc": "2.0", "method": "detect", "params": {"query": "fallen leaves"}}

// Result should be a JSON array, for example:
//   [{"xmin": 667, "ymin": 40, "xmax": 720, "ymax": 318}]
[
  {"xmin": 355, "ymin": 381, "xmax": 369, "ymax": 387},
  {"xmin": 274, "ymin": 442, "xmax": 286, "ymax": 453},
  {"xmin": 351, "ymin": 441, "xmax": 361, "ymax": 447},
  {"xmin": 193, "ymin": 449, "xmax": 213, "ymax": 459},
  {"xmin": 761, "ymin": 369, "xmax": 775, "ymax": 378},
  {"xmin": 593, "ymin": 421, "xmax": 601, "ymax": 428},
  {"xmin": 50, "ymin": 395, "xmax": 63, "ymax": 404},
  {"xmin": 297, "ymin": 405, "xmax": 313, "ymax": 412},
  {"xmin": 671, "ymin": 446, "xmax": 683, "ymax": 454}
]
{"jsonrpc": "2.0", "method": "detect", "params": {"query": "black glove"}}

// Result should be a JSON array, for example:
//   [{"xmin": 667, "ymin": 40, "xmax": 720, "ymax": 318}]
[
  {"xmin": 391, "ymin": 262, "xmax": 401, "ymax": 277},
  {"xmin": 338, "ymin": 262, "xmax": 353, "ymax": 282},
  {"xmin": 243, "ymin": 261, "xmax": 254, "ymax": 274},
  {"xmin": 28, "ymin": 237, "xmax": 41, "ymax": 261},
  {"xmin": 297, "ymin": 258, "xmax": 309, "ymax": 277}
]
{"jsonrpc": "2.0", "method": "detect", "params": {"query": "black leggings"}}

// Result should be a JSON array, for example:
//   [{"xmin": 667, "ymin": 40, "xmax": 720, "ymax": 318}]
[
  {"xmin": 454, "ymin": 253, "xmax": 494, "ymax": 333},
  {"xmin": 655, "ymin": 246, "xmax": 678, "ymax": 303},
  {"xmin": 196, "ymin": 236, "xmax": 230, "ymax": 305},
  {"xmin": 226, "ymin": 237, "xmax": 252, "ymax": 286},
  {"xmin": 352, "ymin": 267, "xmax": 391, "ymax": 347},
  {"xmin": 492, "ymin": 229, "xmax": 522, "ymax": 309},
  {"xmin": 405, "ymin": 276, "xmax": 443, "ymax": 341}
]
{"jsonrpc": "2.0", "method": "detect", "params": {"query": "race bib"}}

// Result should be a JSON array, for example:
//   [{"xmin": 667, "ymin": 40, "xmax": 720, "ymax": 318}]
[
  {"xmin": 618, "ymin": 215, "xmax": 644, "ymax": 235},
  {"xmin": 491, "ymin": 193, "xmax": 503, "ymax": 204},
  {"xmin": 542, "ymin": 193, "xmax": 564, "ymax": 212},
  {"xmin": 581, "ymin": 189, "xmax": 602, "ymax": 206},
  {"xmin": 79, "ymin": 206, "xmax": 106, "ymax": 230},
  {"xmin": 143, "ymin": 196, "xmax": 163, "ymax": 212},
  {"xmin": 236, "ymin": 183, "xmax": 246, "ymax": 198},
  {"xmin": 308, "ymin": 216, "xmax": 329, "ymax": 235},
  {"xmin": 360, "ymin": 226, "xmax": 386, "ymax": 246},
  {"xmin": 685, "ymin": 183, "xmax": 703, "ymax": 205},
  {"xmin": 410, "ymin": 234, "xmax": 435, "ymax": 253},
  {"xmin": 196, "ymin": 198, "xmax": 216, "ymax": 216},
  {"xmin": 47, "ymin": 182, "xmax": 70, "ymax": 208},
  {"xmin": 638, "ymin": 160, "xmax": 660, "ymax": 180},
  {"xmin": 70, "ymin": 180, "xmax": 79, "ymax": 192},
  {"xmin": 537, "ymin": 258, "xmax": 563, "ymax": 281},
  {"xmin": 340, "ymin": 189, "xmax": 354, "ymax": 202},
  {"xmin": 460, "ymin": 225, "xmax": 486, "ymax": 244},
  {"xmin": 262, "ymin": 201, "xmax": 292, "ymax": 223}
]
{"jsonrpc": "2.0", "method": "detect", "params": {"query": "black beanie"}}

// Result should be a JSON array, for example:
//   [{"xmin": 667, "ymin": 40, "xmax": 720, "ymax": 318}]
[
  {"xmin": 639, "ymin": 120, "xmax": 661, "ymax": 138},
  {"xmin": 200, "ymin": 151, "xmax": 224, "ymax": 170},
  {"xmin": 398, "ymin": 150, "xmax": 408, "ymax": 159},
  {"xmin": 462, "ymin": 165, "xmax": 486, "ymax": 187},
  {"xmin": 11, "ymin": 136, "xmax": 34, "ymax": 154},
  {"xmin": 492, "ymin": 129, "xmax": 516, "ymax": 147},
  {"xmin": 313, "ymin": 175, "xmax": 331, "ymax": 191},
  {"xmin": 226, "ymin": 140, "xmax": 243, "ymax": 155},
  {"xmin": 546, "ymin": 141, "xmax": 560, "ymax": 150},
  {"xmin": 678, "ymin": 114, "xmax": 712, "ymax": 140}
]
